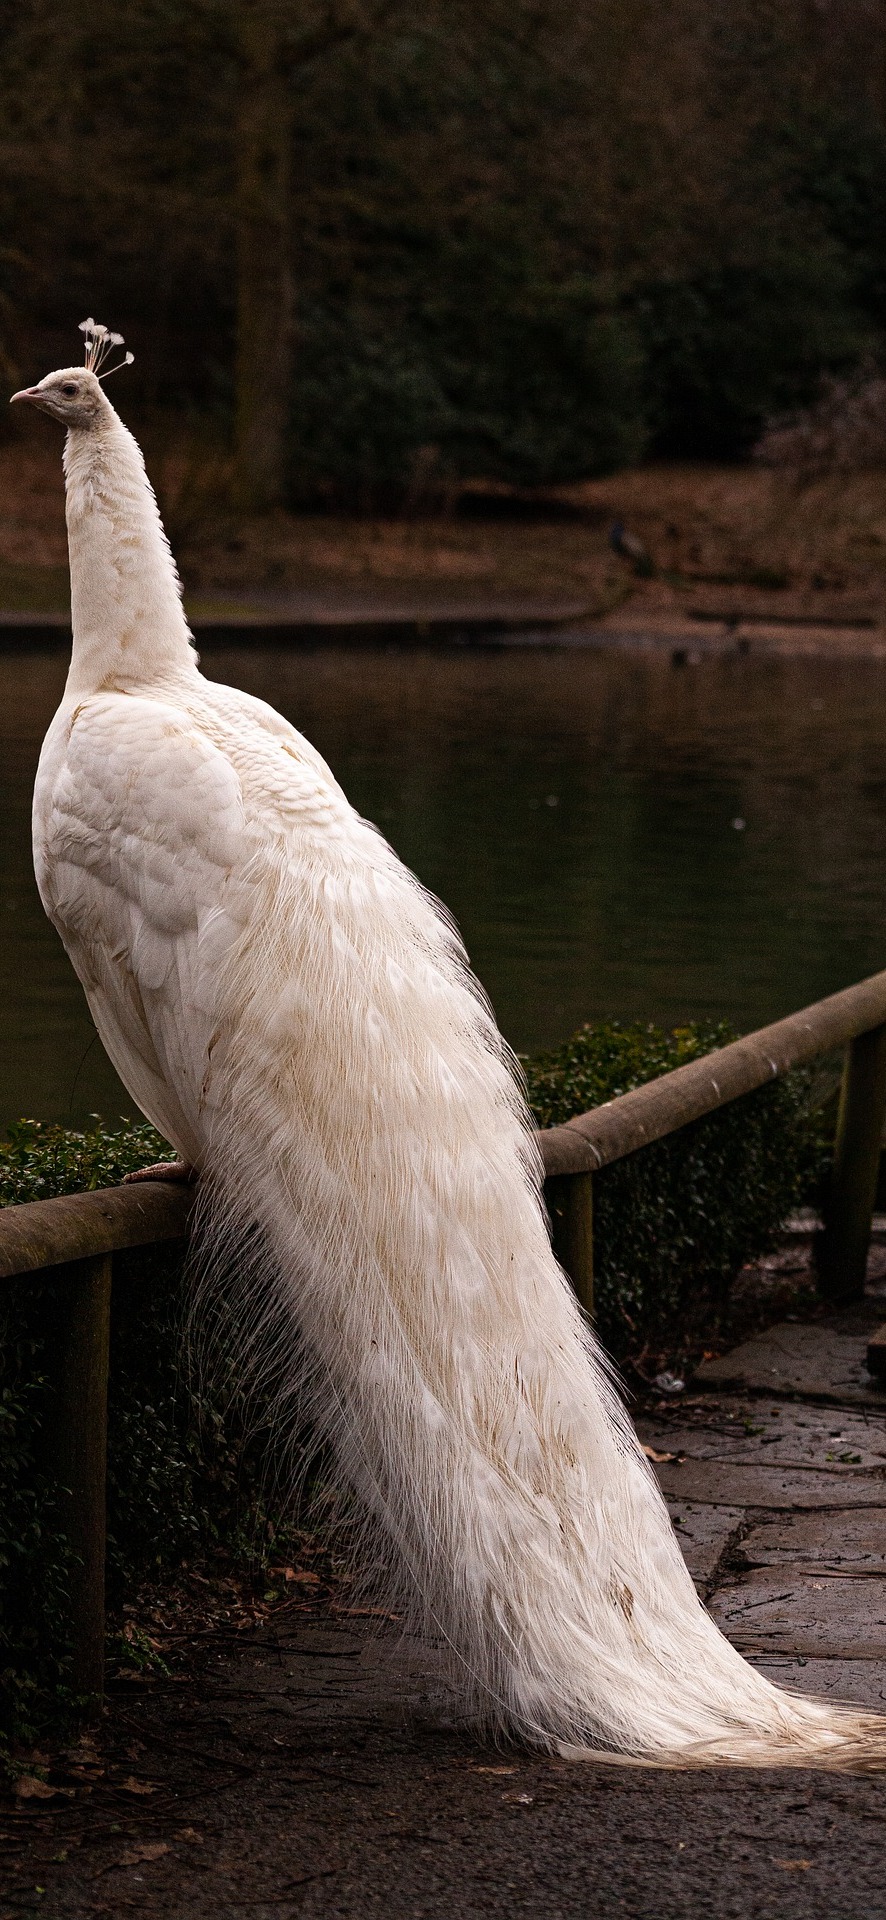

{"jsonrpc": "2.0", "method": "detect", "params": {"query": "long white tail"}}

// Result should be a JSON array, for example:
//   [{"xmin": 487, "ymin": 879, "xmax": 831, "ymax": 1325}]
[{"xmin": 195, "ymin": 805, "xmax": 886, "ymax": 1768}]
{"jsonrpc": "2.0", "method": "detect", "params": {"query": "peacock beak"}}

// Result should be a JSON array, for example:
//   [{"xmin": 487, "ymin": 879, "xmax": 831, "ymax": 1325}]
[{"xmin": 10, "ymin": 387, "xmax": 41, "ymax": 405}]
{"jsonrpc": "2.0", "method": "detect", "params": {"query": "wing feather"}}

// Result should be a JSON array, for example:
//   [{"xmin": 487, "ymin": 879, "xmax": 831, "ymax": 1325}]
[{"xmin": 34, "ymin": 693, "xmax": 250, "ymax": 1161}]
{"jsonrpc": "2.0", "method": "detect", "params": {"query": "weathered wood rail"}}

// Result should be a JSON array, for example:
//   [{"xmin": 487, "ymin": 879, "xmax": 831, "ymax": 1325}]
[
  {"xmin": 543, "ymin": 967, "xmax": 886, "ymax": 1314},
  {"xmin": 4, "ymin": 968, "xmax": 886, "ymax": 1703},
  {"xmin": 0, "ymin": 1184, "xmax": 194, "ymax": 1705}
]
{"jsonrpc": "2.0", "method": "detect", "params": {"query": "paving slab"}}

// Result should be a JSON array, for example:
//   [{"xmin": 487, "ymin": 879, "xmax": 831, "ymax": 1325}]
[
  {"xmin": 740, "ymin": 1510, "xmax": 886, "ymax": 1571},
  {"xmin": 664, "ymin": 1500, "xmax": 744, "ymax": 1587},
  {"xmin": 651, "ymin": 1455, "xmax": 886, "ymax": 1508},
  {"xmin": 750, "ymin": 1654, "xmax": 886, "ymax": 1711},
  {"xmin": 15, "ymin": 1302, "xmax": 886, "ymax": 1919},
  {"xmin": 13, "ymin": 1614, "xmax": 886, "ymax": 1920},
  {"xmin": 694, "ymin": 1320, "xmax": 886, "ymax": 1406},
  {"xmin": 639, "ymin": 1400, "xmax": 886, "ymax": 1471},
  {"xmin": 710, "ymin": 1570, "xmax": 886, "ymax": 1659}
]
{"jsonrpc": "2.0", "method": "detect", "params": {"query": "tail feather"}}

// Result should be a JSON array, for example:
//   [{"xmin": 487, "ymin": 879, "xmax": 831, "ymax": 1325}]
[{"xmin": 193, "ymin": 811, "xmax": 886, "ymax": 1768}]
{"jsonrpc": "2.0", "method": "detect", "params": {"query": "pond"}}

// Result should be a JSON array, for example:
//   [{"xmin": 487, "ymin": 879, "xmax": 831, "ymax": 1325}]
[{"xmin": 2, "ymin": 641, "xmax": 886, "ymax": 1131}]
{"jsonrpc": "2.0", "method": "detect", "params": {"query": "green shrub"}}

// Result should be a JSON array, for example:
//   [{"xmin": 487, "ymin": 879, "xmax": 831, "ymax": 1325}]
[
  {"xmin": 291, "ymin": 308, "xmax": 456, "ymax": 504},
  {"xmin": 291, "ymin": 267, "xmax": 645, "ymax": 504},
  {"xmin": 0, "ymin": 1116, "xmax": 170, "ymax": 1207},
  {"xmin": 441, "ymin": 267, "xmax": 646, "ymax": 486},
  {"xmin": 639, "ymin": 249, "xmax": 863, "ymax": 458},
  {"xmin": 523, "ymin": 1019, "xmax": 827, "ymax": 1360}
]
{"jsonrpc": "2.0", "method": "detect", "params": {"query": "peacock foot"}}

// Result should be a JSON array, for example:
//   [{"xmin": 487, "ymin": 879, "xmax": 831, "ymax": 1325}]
[{"xmin": 123, "ymin": 1159, "xmax": 196, "ymax": 1184}]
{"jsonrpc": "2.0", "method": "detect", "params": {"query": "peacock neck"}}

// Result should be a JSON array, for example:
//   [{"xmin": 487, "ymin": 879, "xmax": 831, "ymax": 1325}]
[{"xmin": 62, "ymin": 408, "xmax": 199, "ymax": 700}]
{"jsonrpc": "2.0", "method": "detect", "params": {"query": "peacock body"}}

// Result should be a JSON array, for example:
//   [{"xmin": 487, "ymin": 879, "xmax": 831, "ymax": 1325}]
[{"xmin": 14, "ymin": 342, "xmax": 886, "ymax": 1766}]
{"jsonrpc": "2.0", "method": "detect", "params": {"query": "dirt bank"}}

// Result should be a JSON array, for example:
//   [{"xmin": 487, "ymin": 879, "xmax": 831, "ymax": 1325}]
[{"xmin": 2, "ymin": 427, "xmax": 885, "ymax": 646}]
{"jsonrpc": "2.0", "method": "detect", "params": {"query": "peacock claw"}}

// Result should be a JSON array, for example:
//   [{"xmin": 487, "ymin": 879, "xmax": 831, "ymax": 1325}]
[{"xmin": 123, "ymin": 1159, "xmax": 196, "ymax": 1184}]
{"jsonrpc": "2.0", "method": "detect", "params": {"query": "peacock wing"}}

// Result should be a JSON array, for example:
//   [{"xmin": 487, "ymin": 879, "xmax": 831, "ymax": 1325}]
[{"xmin": 33, "ymin": 692, "xmax": 252, "ymax": 1163}]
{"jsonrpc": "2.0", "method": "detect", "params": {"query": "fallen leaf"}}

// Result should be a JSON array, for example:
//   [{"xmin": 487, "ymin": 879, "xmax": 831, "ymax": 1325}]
[
  {"xmin": 101, "ymin": 1842, "xmax": 169, "ymax": 1873},
  {"xmin": 14, "ymin": 1776, "xmax": 67, "ymax": 1802},
  {"xmin": 641, "ymin": 1444, "xmax": 677, "ymax": 1463},
  {"xmin": 772, "ymin": 1858, "xmax": 812, "ymax": 1871},
  {"xmin": 117, "ymin": 1777, "xmax": 156, "ymax": 1796},
  {"xmin": 179, "ymin": 1827, "xmax": 204, "ymax": 1844},
  {"xmin": 14, "ymin": 1776, "xmax": 53, "ymax": 1801}
]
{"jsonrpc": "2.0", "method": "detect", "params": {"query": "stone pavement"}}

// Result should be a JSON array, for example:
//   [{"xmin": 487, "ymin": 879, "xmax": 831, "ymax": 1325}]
[
  {"xmin": 6, "ymin": 1290, "xmax": 886, "ymax": 1920},
  {"xmin": 638, "ymin": 1283, "xmax": 886, "ymax": 1717}
]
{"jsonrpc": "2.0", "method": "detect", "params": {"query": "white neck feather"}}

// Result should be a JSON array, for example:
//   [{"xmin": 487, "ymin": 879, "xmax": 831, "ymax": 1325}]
[{"xmin": 62, "ymin": 399, "xmax": 198, "ymax": 698}]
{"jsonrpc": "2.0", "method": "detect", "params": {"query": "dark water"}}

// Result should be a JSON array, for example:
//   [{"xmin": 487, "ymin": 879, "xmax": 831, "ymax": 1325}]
[{"xmin": 2, "ymin": 642, "xmax": 886, "ymax": 1130}]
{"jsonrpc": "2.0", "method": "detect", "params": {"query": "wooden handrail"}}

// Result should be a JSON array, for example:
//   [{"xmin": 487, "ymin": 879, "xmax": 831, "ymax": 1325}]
[
  {"xmin": 0, "ymin": 1180, "xmax": 193, "ymax": 1707},
  {"xmin": 537, "ymin": 973, "xmax": 886, "ymax": 1321},
  {"xmin": 3, "ymin": 969, "xmax": 886, "ymax": 1280},
  {"xmin": 538, "ymin": 968, "xmax": 886, "ymax": 1177},
  {"xmin": 0, "ymin": 1179, "xmax": 192, "ymax": 1278}
]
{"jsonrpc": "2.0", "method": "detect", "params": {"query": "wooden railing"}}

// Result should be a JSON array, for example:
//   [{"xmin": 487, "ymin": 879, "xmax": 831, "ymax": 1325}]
[
  {"xmin": 0, "ymin": 1184, "xmax": 193, "ymax": 1703},
  {"xmin": 4, "ymin": 967, "xmax": 886, "ymax": 1703},
  {"xmin": 542, "ymin": 968, "xmax": 886, "ymax": 1317}
]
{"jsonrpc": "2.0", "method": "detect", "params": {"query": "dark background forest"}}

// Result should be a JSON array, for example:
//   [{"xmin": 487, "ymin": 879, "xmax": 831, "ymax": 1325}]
[{"xmin": 2, "ymin": 0, "xmax": 886, "ymax": 507}]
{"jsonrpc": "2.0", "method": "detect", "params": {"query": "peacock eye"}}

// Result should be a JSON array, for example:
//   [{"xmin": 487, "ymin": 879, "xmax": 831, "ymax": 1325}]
[{"xmin": 62, "ymin": 383, "xmax": 77, "ymax": 396}]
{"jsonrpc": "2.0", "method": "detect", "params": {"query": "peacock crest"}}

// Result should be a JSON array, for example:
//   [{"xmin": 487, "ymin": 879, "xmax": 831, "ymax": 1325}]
[{"xmin": 78, "ymin": 318, "xmax": 134, "ymax": 378}]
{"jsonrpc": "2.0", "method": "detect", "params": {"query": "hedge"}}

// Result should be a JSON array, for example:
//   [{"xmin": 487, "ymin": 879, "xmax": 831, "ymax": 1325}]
[{"xmin": 523, "ymin": 1020, "xmax": 826, "ymax": 1355}]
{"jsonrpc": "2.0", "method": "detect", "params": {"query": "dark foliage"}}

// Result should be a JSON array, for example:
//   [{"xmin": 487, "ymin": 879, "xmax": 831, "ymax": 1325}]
[
  {"xmin": 0, "ymin": 1121, "xmax": 267, "ymax": 1760},
  {"xmin": 0, "ymin": 1279, "xmax": 77, "ymax": 1759},
  {"xmin": 523, "ymin": 1020, "xmax": 827, "ymax": 1358},
  {"xmin": 2, "ymin": 1, "xmax": 886, "ymax": 489},
  {"xmin": 639, "ymin": 248, "xmax": 862, "ymax": 458},
  {"xmin": 293, "ymin": 270, "xmax": 645, "ymax": 502}
]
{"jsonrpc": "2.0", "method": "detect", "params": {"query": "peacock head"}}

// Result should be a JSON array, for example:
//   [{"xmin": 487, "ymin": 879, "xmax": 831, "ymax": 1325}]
[
  {"xmin": 10, "ymin": 319, "xmax": 133, "ymax": 428},
  {"xmin": 11, "ymin": 367, "xmax": 109, "ymax": 428}
]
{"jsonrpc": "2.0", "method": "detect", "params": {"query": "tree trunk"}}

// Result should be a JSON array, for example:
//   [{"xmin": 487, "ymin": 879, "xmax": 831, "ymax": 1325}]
[{"xmin": 235, "ymin": 2, "xmax": 293, "ymax": 510}]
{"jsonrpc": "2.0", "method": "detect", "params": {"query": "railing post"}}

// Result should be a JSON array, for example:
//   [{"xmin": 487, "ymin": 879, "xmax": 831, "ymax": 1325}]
[
  {"xmin": 818, "ymin": 1022, "xmax": 886, "ymax": 1302},
  {"xmin": 546, "ymin": 1172, "xmax": 594, "ymax": 1317},
  {"xmin": 46, "ymin": 1253, "xmax": 112, "ymax": 1706}
]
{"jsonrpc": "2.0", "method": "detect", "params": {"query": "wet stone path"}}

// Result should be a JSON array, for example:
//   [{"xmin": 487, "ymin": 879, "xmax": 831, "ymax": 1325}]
[{"xmin": 5, "ymin": 1291, "xmax": 886, "ymax": 1920}]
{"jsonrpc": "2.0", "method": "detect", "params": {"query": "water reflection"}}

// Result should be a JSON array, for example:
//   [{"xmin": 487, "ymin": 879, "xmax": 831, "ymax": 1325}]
[{"xmin": 2, "ymin": 643, "xmax": 885, "ymax": 1127}]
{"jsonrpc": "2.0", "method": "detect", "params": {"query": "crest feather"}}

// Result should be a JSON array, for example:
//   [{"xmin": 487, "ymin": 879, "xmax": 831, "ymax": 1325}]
[{"xmin": 78, "ymin": 317, "xmax": 134, "ymax": 379}]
